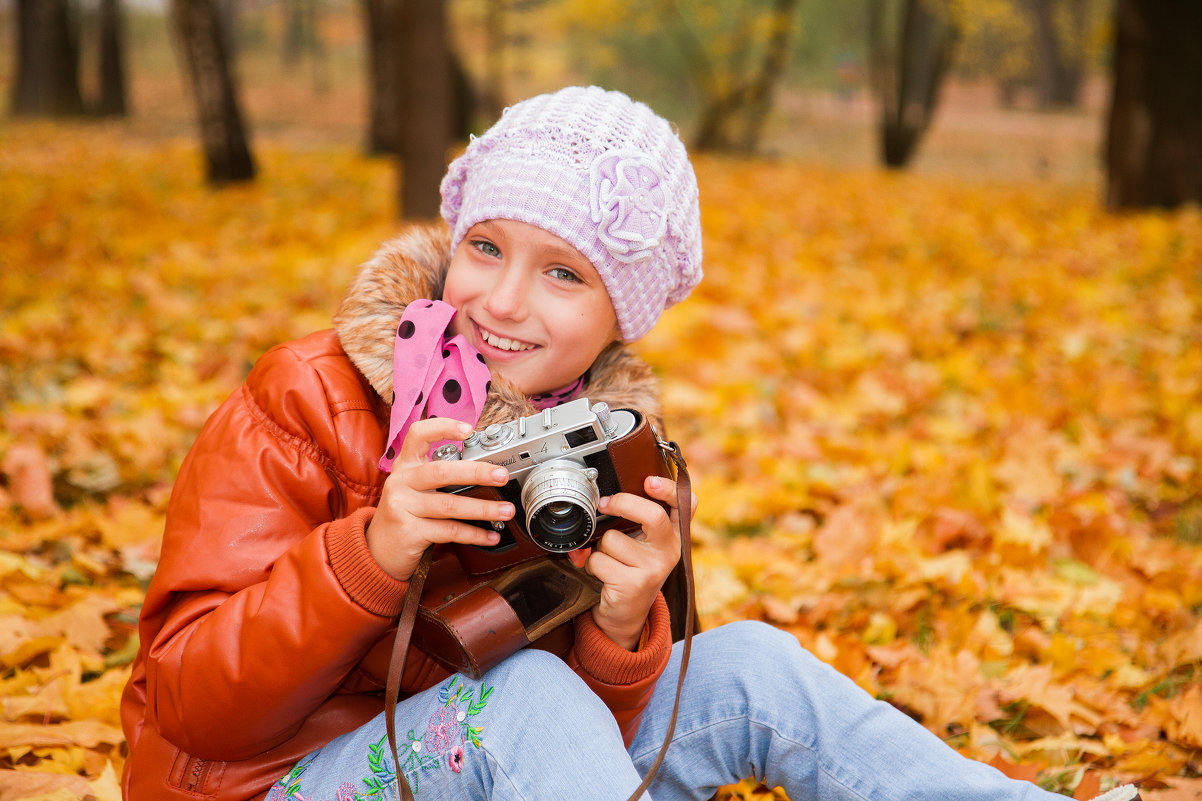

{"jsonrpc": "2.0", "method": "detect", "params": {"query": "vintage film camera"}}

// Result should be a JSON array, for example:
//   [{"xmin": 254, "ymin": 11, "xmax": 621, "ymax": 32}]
[
  {"xmin": 432, "ymin": 397, "xmax": 672, "ymax": 567},
  {"xmin": 413, "ymin": 398, "xmax": 676, "ymax": 677}
]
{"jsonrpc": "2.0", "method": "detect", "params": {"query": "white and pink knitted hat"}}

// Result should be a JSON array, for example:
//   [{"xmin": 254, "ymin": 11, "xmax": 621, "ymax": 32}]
[{"xmin": 440, "ymin": 86, "xmax": 703, "ymax": 342}]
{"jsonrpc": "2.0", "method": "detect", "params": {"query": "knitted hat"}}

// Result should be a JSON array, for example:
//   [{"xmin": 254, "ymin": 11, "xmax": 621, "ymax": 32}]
[{"xmin": 440, "ymin": 86, "xmax": 702, "ymax": 342}]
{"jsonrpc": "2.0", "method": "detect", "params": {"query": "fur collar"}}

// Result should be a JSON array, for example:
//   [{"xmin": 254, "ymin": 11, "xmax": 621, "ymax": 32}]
[{"xmin": 334, "ymin": 224, "xmax": 663, "ymax": 431}]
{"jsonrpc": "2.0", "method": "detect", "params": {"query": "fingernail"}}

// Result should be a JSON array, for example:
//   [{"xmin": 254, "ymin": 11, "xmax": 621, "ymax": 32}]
[
  {"xmin": 598, "ymin": 496, "xmax": 610, "ymax": 510},
  {"xmin": 498, "ymin": 503, "xmax": 514, "ymax": 518},
  {"xmin": 458, "ymin": 422, "xmax": 473, "ymax": 436},
  {"xmin": 492, "ymin": 467, "xmax": 509, "ymax": 482},
  {"xmin": 647, "ymin": 476, "xmax": 662, "ymax": 490}
]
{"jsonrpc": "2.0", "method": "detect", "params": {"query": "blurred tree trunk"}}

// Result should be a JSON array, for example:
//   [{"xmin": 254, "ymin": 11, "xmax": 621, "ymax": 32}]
[
  {"xmin": 96, "ymin": 0, "xmax": 128, "ymax": 116},
  {"xmin": 1105, "ymin": 0, "xmax": 1202, "ymax": 209},
  {"xmin": 214, "ymin": 0, "xmax": 238, "ymax": 55},
  {"xmin": 171, "ymin": 0, "xmax": 256, "ymax": 184},
  {"xmin": 482, "ymin": 0, "xmax": 505, "ymax": 120},
  {"xmin": 689, "ymin": 0, "xmax": 801, "ymax": 154},
  {"xmin": 283, "ymin": 0, "xmax": 321, "ymax": 65},
  {"xmin": 736, "ymin": 0, "xmax": 798, "ymax": 154},
  {"xmin": 1025, "ymin": 0, "xmax": 1084, "ymax": 108},
  {"xmin": 363, "ymin": 0, "xmax": 403, "ymax": 153},
  {"xmin": 11, "ymin": 0, "xmax": 85, "ymax": 117},
  {"xmin": 363, "ymin": 0, "xmax": 472, "ymax": 157},
  {"xmin": 869, "ymin": 0, "xmax": 957, "ymax": 168},
  {"xmin": 397, "ymin": 0, "xmax": 451, "ymax": 219}
]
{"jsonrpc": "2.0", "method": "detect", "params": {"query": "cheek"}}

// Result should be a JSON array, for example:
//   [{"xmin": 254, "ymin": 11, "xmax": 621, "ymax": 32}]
[
  {"xmin": 441, "ymin": 251, "xmax": 476, "ymax": 305},
  {"xmin": 440, "ymin": 268, "xmax": 462, "ymax": 305},
  {"xmin": 441, "ymin": 293, "xmax": 474, "ymax": 342},
  {"xmin": 440, "ymin": 266, "xmax": 473, "ymax": 314},
  {"xmin": 561, "ymin": 312, "xmax": 615, "ymax": 358}
]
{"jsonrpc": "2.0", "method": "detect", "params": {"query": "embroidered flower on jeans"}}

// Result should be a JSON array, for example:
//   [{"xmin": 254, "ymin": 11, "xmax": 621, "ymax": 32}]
[
  {"xmin": 448, "ymin": 745, "xmax": 465, "ymax": 773},
  {"xmin": 590, "ymin": 151, "xmax": 668, "ymax": 264},
  {"xmin": 387, "ymin": 676, "xmax": 495, "ymax": 793},
  {"xmin": 423, "ymin": 704, "xmax": 463, "ymax": 755}
]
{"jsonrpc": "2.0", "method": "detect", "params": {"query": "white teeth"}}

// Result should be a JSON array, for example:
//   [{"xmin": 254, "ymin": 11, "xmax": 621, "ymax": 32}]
[{"xmin": 481, "ymin": 327, "xmax": 534, "ymax": 352}]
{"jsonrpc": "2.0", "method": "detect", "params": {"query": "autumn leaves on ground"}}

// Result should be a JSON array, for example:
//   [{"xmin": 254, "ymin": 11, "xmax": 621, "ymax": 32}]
[{"xmin": 1, "ymin": 119, "xmax": 1200, "ymax": 801}]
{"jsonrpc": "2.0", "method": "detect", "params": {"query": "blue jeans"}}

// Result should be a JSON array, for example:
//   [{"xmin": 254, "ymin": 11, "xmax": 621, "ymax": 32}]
[{"xmin": 271, "ymin": 621, "xmax": 1061, "ymax": 800}]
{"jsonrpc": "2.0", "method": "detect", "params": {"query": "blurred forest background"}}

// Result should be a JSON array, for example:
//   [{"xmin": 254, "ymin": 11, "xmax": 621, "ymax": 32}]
[
  {"xmin": 6, "ymin": 0, "xmax": 1200, "ymax": 203},
  {"xmin": 2, "ymin": 1, "xmax": 1201, "ymax": 800}
]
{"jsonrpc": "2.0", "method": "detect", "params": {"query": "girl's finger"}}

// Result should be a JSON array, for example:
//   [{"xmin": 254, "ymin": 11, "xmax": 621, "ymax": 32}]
[
  {"xmin": 405, "ymin": 459, "xmax": 510, "ymax": 493},
  {"xmin": 407, "ymin": 490, "xmax": 514, "ymax": 524},
  {"xmin": 641, "ymin": 475, "xmax": 679, "ymax": 504},
  {"xmin": 415, "ymin": 518, "xmax": 504, "ymax": 548},
  {"xmin": 583, "ymin": 547, "xmax": 634, "ymax": 586},
  {"xmin": 641, "ymin": 476, "xmax": 699, "ymax": 516},
  {"xmin": 397, "ymin": 417, "xmax": 474, "ymax": 462},
  {"xmin": 592, "ymin": 528, "xmax": 649, "ymax": 568},
  {"xmin": 598, "ymin": 492, "xmax": 677, "ymax": 549},
  {"xmin": 568, "ymin": 547, "xmax": 591, "ymax": 569}
]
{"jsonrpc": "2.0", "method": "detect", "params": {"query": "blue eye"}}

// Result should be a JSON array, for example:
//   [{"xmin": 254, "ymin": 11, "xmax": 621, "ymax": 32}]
[{"xmin": 472, "ymin": 240, "xmax": 501, "ymax": 258}]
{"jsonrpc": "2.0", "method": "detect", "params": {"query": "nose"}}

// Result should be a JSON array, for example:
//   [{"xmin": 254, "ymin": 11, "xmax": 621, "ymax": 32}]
[{"xmin": 482, "ymin": 264, "xmax": 529, "ymax": 322}]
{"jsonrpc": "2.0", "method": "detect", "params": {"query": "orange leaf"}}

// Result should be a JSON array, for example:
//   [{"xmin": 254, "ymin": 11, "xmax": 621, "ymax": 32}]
[
  {"xmin": 987, "ymin": 753, "xmax": 1042, "ymax": 784},
  {"xmin": 1071, "ymin": 772, "xmax": 1101, "ymax": 799},
  {"xmin": 1, "ymin": 443, "xmax": 59, "ymax": 521},
  {"xmin": 1165, "ymin": 684, "xmax": 1202, "ymax": 749}
]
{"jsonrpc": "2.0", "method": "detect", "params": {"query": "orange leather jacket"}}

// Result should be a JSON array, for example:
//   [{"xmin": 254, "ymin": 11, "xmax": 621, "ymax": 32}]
[{"xmin": 120, "ymin": 227, "xmax": 674, "ymax": 801}]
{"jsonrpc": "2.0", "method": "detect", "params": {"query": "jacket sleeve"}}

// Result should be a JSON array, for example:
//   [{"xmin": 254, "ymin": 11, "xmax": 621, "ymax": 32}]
[
  {"xmin": 566, "ymin": 593, "xmax": 673, "ymax": 745},
  {"xmin": 140, "ymin": 344, "xmax": 409, "ymax": 761}
]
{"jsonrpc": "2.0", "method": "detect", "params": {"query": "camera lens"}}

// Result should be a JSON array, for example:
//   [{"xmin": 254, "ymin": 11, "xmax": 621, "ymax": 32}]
[
  {"xmin": 546, "ymin": 502, "xmax": 576, "ymax": 520},
  {"xmin": 535, "ymin": 502, "xmax": 587, "ymax": 537},
  {"xmin": 520, "ymin": 460, "xmax": 599, "ymax": 552}
]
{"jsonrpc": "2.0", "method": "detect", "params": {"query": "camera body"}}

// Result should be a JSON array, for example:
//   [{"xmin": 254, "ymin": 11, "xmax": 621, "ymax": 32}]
[{"xmin": 435, "ymin": 398, "xmax": 671, "ymax": 577}]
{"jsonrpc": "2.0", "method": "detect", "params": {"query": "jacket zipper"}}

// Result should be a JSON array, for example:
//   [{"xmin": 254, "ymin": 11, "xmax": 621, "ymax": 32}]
[{"xmin": 181, "ymin": 755, "xmax": 211, "ymax": 793}]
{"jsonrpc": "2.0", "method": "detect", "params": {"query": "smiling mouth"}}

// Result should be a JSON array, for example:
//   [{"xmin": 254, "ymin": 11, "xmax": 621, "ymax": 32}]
[{"xmin": 476, "ymin": 323, "xmax": 537, "ymax": 353}]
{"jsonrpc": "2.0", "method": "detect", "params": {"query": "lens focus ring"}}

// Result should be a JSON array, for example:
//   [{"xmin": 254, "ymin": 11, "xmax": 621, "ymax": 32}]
[{"xmin": 520, "ymin": 460, "xmax": 600, "ymax": 551}]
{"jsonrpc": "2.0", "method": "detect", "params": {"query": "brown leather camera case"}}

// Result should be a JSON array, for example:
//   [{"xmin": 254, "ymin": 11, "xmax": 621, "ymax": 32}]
[{"xmin": 412, "ymin": 555, "xmax": 602, "ymax": 678}]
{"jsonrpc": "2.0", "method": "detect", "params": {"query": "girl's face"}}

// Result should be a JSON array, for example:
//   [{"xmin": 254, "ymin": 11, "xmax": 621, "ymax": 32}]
[{"xmin": 443, "ymin": 218, "xmax": 620, "ymax": 396}]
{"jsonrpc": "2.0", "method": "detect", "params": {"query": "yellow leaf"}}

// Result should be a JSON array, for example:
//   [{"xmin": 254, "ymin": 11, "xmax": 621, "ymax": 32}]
[
  {"xmin": 1166, "ymin": 684, "xmax": 1202, "ymax": 749},
  {"xmin": 39, "ymin": 597, "xmax": 120, "ymax": 656},
  {"xmin": 0, "ymin": 721, "xmax": 124, "ymax": 752},
  {"xmin": 87, "ymin": 761, "xmax": 121, "ymax": 801},
  {"xmin": 0, "ymin": 768, "xmax": 94, "ymax": 801}
]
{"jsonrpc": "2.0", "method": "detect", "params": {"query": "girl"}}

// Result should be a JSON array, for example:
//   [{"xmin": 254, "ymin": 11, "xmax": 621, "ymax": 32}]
[{"xmin": 120, "ymin": 86, "xmax": 1139, "ymax": 801}]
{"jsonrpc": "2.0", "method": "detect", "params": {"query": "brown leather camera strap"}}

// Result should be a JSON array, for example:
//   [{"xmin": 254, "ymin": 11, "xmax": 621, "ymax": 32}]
[
  {"xmin": 384, "ymin": 445, "xmax": 695, "ymax": 801},
  {"xmin": 626, "ymin": 441, "xmax": 694, "ymax": 801},
  {"xmin": 385, "ymin": 548, "xmax": 431, "ymax": 801}
]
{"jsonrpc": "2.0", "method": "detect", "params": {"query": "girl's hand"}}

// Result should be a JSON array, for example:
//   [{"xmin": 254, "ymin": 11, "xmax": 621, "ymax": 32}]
[
  {"xmin": 367, "ymin": 418, "xmax": 515, "ymax": 581},
  {"xmin": 572, "ymin": 475, "xmax": 697, "ymax": 650}
]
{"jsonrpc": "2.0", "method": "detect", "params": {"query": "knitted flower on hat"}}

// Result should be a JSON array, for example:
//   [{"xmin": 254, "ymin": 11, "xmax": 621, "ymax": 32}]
[{"xmin": 440, "ymin": 86, "xmax": 703, "ymax": 342}]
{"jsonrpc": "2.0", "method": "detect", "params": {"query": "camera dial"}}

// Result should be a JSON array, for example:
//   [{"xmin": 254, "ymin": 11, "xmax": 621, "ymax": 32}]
[
  {"xmin": 480, "ymin": 424, "xmax": 514, "ymax": 450},
  {"xmin": 591, "ymin": 402, "xmax": 619, "ymax": 437},
  {"xmin": 431, "ymin": 443, "xmax": 462, "ymax": 461}
]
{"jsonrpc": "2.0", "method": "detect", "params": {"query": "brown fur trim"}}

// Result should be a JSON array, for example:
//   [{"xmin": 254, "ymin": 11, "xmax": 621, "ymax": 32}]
[
  {"xmin": 333, "ymin": 224, "xmax": 663, "ymax": 432},
  {"xmin": 334, "ymin": 225, "xmax": 449, "ymax": 402}
]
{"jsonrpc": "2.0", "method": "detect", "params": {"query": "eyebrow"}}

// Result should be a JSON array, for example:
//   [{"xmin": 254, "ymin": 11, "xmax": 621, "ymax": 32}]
[
  {"xmin": 474, "ymin": 222, "xmax": 593, "ymax": 270},
  {"xmin": 544, "ymin": 243, "xmax": 589, "ymax": 264}
]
